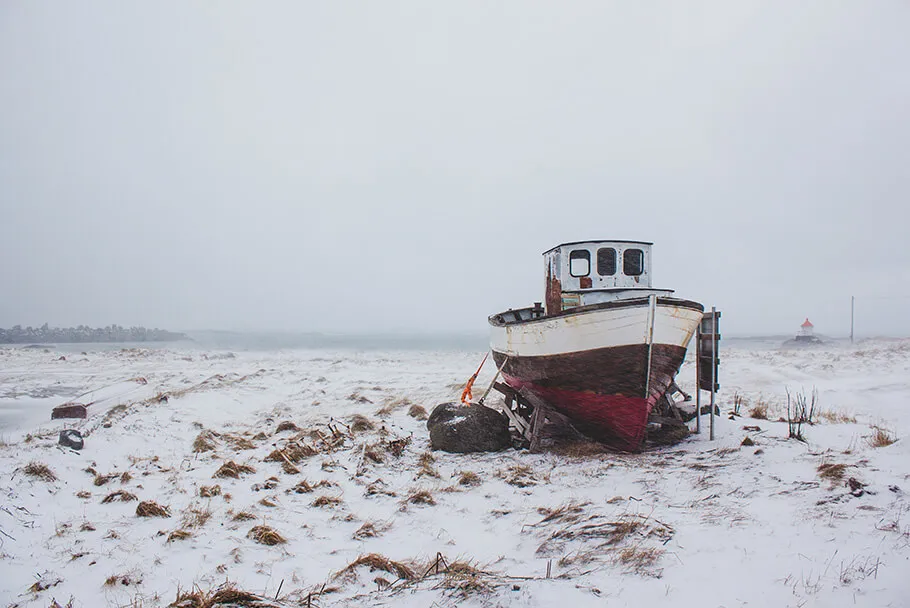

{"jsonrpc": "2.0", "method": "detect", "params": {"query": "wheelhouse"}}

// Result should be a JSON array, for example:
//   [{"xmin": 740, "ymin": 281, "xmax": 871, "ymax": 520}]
[{"xmin": 544, "ymin": 240, "xmax": 673, "ymax": 314}]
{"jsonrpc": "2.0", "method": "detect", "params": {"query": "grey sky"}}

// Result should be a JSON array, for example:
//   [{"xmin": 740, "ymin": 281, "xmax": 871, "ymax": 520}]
[{"xmin": 2, "ymin": 2, "xmax": 908, "ymax": 337}]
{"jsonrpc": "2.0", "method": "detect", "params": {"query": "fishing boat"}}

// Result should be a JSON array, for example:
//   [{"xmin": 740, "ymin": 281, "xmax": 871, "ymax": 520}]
[{"xmin": 488, "ymin": 240, "xmax": 705, "ymax": 451}]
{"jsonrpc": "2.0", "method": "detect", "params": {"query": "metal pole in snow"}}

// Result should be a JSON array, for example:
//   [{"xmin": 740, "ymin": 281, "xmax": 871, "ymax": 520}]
[
  {"xmin": 850, "ymin": 296, "xmax": 855, "ymax": 344},
  {"xmin": 695, "ymin": 323, "xmax": 701, "ymax": 434},
  {"xmin": 709, "ymin": 307, "xmax": 716, "ymax": 441}
]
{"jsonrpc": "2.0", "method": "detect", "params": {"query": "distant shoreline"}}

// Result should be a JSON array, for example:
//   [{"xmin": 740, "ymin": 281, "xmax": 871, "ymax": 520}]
[{"xmin": 0, "ymin": 325, "xmax": 188, "ymax": 344}]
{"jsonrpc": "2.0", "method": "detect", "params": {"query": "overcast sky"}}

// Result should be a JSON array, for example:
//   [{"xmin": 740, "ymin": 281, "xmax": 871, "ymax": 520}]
[{"xmin": 1, "ymin": 2, "xmax": 908, "ymax": 337}]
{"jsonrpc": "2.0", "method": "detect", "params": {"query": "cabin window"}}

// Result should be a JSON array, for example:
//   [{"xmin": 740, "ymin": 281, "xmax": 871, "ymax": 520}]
[
  {"xmin": 569, "ymin": 250, "xmax": 590, "ymax": 277},
  {"xmin": 623, "ymin": 248, "xmax": 644, "ymax": 276},
  {"xmin": 597, "ymin": 248, "xmax": 617, "ymax": 276}
]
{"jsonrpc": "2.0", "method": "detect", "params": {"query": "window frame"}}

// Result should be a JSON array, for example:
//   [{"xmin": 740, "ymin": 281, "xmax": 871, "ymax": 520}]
[
  {"xmin": 623, "ymin": 248, "xmax": 645, "ymax": 276},
  {"xmin": 596, "ymin": 247, "xmax": 617, "ymax": 276},
  {"xmin": 569, "ymin": 249, "xmax": 591, "ymax": 278}
]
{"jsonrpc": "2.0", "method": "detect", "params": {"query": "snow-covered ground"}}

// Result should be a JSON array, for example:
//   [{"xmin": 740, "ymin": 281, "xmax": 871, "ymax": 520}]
[{"xmin": 0, "ymin": 339, "xmax": 908, "ymax": 607}]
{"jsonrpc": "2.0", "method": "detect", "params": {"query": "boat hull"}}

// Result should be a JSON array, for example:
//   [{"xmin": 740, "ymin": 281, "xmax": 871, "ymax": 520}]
[{"xmin": 489, "ymin": 297, "xmax": 703, "ymax": 451}]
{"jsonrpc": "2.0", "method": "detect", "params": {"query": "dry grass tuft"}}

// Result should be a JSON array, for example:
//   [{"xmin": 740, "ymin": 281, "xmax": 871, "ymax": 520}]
[
  {"xmin": 615, "ymin": 546, "xmax": 664, "ymax": 575},
  {"xmin": 104, "ymin": 573, "xmax": 140, "ymax": 587},
  {"xmin": 868, "ymin": 426, "xmax": 897, "ymax": 448},
  {"xmin": 247, "ymin": 525, "xmax": 286, "ymax": 545},
  {"xmin": 554, "ymin": 440, "xmax": 611, "ymax": 458},
  {"xmin": 167, "ymin": 529, "xmax": 192, "ymax": 543},
  {"xmin": 182, "ymin": 505, "xmax": 213, "ymax": 528},
  {"xmin": 818, "ymin": 409, "xmax": 858, "ymax": 424},
  {"xmin": 275, "ymin": 420, "xmax": 300, "ymax": 433},
  {"xmin": 80, "ymin": 521, "xmax": 96, "ymax": 532},
  {"xmin": 353, "ymin": 522, "xmax": 382, "ymax": 539},
  {"xmin": 457, "ymin": 471, "xmax": 482, "ymax": 487},
  {"xmin": 337, "ymin": 553, "xmax": 416, "ymax": 581},
  {"xmin": 23, "ymin": 461, "xmax": 57, "ymax": 482},
  {"xmin": 385, "ymin": 436, "xmax": 411, "ymax": 457},
  {"xmin": 440, "ymin": 561, "xmax": 494, "ymax": 596},
  {"xmin": 288, "ymin": 480, "xmax": 313, "ymax": 494},
  {"xmin": 265, "ymin": 442, "xmax": 316, "ymax": 464},
  {"xmin": 364, "ymin": 444, "xmax": 385, "ymax": 464},
  {"xmin": 281, "ymin": 460, "xmax": 300, "ymax": 475},
  {"xmin": 224, "ymin": 434, "xmax": 256, "ymax": 451},
  {"xmin": 193, "ymin": 431, "xmax": 218, "ymax": 453},
  {"xmin": 408, "ymin": 404, "xmax": 428, "ymax": 420},
  {"xmin": 417, "ymin": 451, "xmax": 440, "ymax": 478},
  {"xmin": 199, "ymin": 484, "xmax": 222, "ymax": 498},
  {"xmin": 749, "ymin": 403, "xmax": 769, "ymax": 420},
  {"xmin": 76, "ymin": 490, "xmax": 92, "ymax": 499},
  {"xmin": 407, "ymin": 489, "xmax": 436, "ymax": 506},
  {"xmin": 376, "ymin": 396, "xmax": 412, "ymax": 417},
  {"xmin": 817, "ymin": 462, "xmax": 848, "ymax": 481},
  {"xmin": 499, "ymin": 464, "xmax": 536, "ymax": 487},
  {"xmin": 350, "ymin": 414, "xmax": 375, "ymax": 432},
  {"xmin": 136, "ymin": 500, "xmax": 171, "ymax": 517},
  {"xmin": 231, "ymin": 511, "xmax": 256, "ymax": 522},
  {"xmin": 312, "ymin": 495, "xmax": 343, "ymax": 508},
  {"xmin": 213, "ymin": 460, "xmax": 256, "ymax": 478},
  {"xmin": 259, "ymin": 497, "xmax": 277, "ymax": 507},
  {"xmin": 741, "ymin": 437, "xmax": 755, "ymax": 447},
  {"xmin": 120, "ymin": 471, "xmax": 133, "ymax": 483},
  {"xmin": 101, "ymin": 490, "xmax": 138, "ymax": 503},
  {"xmin": 94, "ymin": 473, "xmax": 119, "ymax": 486},
  {"xmin": 170, "ymin": 583, "xmax": 272, "ymax": 607},
  {"xmin": 536, "ymin": 501, "xmax": 590, "ymax": 524}
]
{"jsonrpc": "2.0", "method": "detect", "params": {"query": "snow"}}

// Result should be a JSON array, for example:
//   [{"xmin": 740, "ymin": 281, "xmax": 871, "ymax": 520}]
[{"xmin": 0, "ymin": 340, "xmax": 908, "ymax": 607}]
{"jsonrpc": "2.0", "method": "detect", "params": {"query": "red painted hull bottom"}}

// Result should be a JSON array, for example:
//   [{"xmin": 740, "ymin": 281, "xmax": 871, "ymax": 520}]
[{"xmin": 503, "ymin": 374, "xmax": 655, "ymax": 452}]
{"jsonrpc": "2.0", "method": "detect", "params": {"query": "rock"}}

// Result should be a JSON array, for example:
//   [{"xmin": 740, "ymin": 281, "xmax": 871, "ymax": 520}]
[
  {"xmin": 427, "ymin": 402, "xmax": 511, "ymax": 453},
  {"xmin": 59, "ymin": 429, "xmax": 84, "ymax": 450}
]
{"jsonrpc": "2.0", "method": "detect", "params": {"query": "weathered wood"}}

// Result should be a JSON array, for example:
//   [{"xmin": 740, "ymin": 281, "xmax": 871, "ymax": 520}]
[{"xmin": 51, "ymin": 403, "xmax": 87, "ymax": 419}]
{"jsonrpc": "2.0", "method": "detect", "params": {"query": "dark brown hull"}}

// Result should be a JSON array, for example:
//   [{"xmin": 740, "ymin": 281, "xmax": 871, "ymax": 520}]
[{"xmin": 492, "ymin": 343, "xmax": 688, "ymax": 451}]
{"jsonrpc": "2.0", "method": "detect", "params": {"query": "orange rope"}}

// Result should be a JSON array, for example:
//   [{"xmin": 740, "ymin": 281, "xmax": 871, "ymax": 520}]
[{"xmin": 460, "ymin": 352, "xmax": 489, "ymax": 405}]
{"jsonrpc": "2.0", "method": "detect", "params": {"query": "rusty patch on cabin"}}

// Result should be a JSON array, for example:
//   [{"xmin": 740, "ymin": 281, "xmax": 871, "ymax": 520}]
[
  {"xmin": 545, "ymin": 267, "xmax": 562, "ymax": 315},
  {"xmin": 579, "ymin": 277, "xmax": 592, "ymax": 289}
]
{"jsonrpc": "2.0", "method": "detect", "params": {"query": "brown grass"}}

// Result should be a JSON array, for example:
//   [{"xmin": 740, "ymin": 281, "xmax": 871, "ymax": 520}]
[
  {"xmin": 500, "ymin": 464, "xmax": 536, "ymax": 487},
  {"xmin": 80, "ymin": 521, "xmax": 96, "ymax": 532},
  {"xmin": 167, "ymin": 529, "xmax": 192, "ymax": 543},
  {"xmin": 199, "ymin": 484, "xmax": 222, "ymax": 498},
  {"xmin": 818, "ymin": 409, "xmax": 858, "ymax": 424},
  {"xmin": 213, "ymin": 460, "xmax": 256, "ymax": 478},
  {"xmin": 94, "ymin": 473, "xmax": 119, "ymax": 486},
  {"xmin": 741, "ymin": 437, "xmax": 755, "ymax": 447},
  {"xmin": 281, "ymin": 460, "xmax": 300, "ymax": 475},
  {"xmin": 288, "ymin": 480, "xmax": 313, "ymax": 494},
  {"xmin": 376, "ymin": 397, "xmax": 412, "ymax": 417},
  {"xmin": 275, "ymin": 420, "xmax": 300, "ymax": 433},
  {"xmin": 193, "ymin": 431, "xmax": 218, "ymax": 452},
  {"xmin": 170, "ymin": 583, "xmax": 270, "ymax": 607},
  {"xmin": 104, "ymin": 573, "xmax": 140, "ymax": 587},
  {"xmin": 407, "ymin": 489, "xmax": 436, "ymax": 505},
  {"xmin": 868, "ymin": 426, "xmax": 897, "ymax": 448},
  {"xmin": 224, "ymin": 434, "xmax": 256, "ymax": 451},
  {"xmin": 265, "ymin": 442, "xmax": 317, "ymax": 464},
  {"xmin": 408, "ymin": 404, "xmax": 428, "ymax": 420},
  {"xmin": 259, "ymin": 497, "xmax": 277, "ymax": 507},
  {"xmin": 76, "ymin": 490, "xmax": 92, "ymax": 499},
  {"xmin": 120, "ymin": 471, "xmax": 133, "ymax": 483},
  {"xmin": 23, "ymin": 461, "xmax": 56, "ymax": 482},
  {"xmin": 101, "ymin": 490, "xmax": 138, "ymax": 503},
  {"xmin": 457, "ymin": 471, "xmax": 482, "ymax": 487},
  {"xmin": 136, "ymin": 500, "xmax": 171, "ymax": 517},
  {"xmin": 182, "ymin": 505, "xmax": 213, "ymax": 528},
  {"xmin": 247, "ymin": 525, "xmax": 286, "ymax": 545},
  {"xmin": 749, "ymin": 403, "xmax": 769, "ymax": 420},
  {"xmin": 386, "ymin": 436, "xmax": 411, "ymax": 457},
  {"xmin": 231, "ymin": 511, "xmax": 256, "ymax": 522},
  {"xmin": 817, "ymin": 462, "xmax": 847, "ymax": 482},
  {"xmin": 336, "ymin": 553, "xmax": 416, "ymax": 581},
  {"xmin": 417, "ymin": 452, "xmax": 440, "ymax": 478},
  {"xmin": 615, "ymin": 546, "xmax": 664, "ymax": 574},
  {"xmin": 439, "ymin": 561, "xmax": 494, "ymax": 596},
  {"xmin": 364, "ymin": 444, "xmax": 385, "ymax": 464},
  {"xmin": 353, "ymin": 522, "xmax": 382, "ymax": 539},
  {"xmin": 350, "ymin": 414, "xmax": 375, "ymax": 432},
  {"xmin": 312, "ymin": 495, "xmax": 343, "ymax": 508}
]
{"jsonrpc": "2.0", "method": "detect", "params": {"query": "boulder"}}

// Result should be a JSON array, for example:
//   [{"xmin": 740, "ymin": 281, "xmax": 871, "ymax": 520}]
[
  {"xmin": 59, "ymin": 429, "xmax": 84, "ymax": 450},
  {"xmin": 427, "ymin": 402, "xmax": 511, "ymax": 453}
]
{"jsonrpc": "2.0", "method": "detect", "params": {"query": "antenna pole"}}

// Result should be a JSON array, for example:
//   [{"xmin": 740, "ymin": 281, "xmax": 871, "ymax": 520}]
[{"xmin": 850, "ymin": 296, "xmax": 855, "ymax": 344}]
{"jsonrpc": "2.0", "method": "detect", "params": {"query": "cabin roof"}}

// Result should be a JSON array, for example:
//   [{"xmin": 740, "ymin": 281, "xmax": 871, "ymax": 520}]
[
  {"xmin": 542, "ymin": 239, "xmax": 653, "ymax": 255},
  {"xmin": 801, "ymin": 318, "xmax": 814, "ymax": 328}
]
